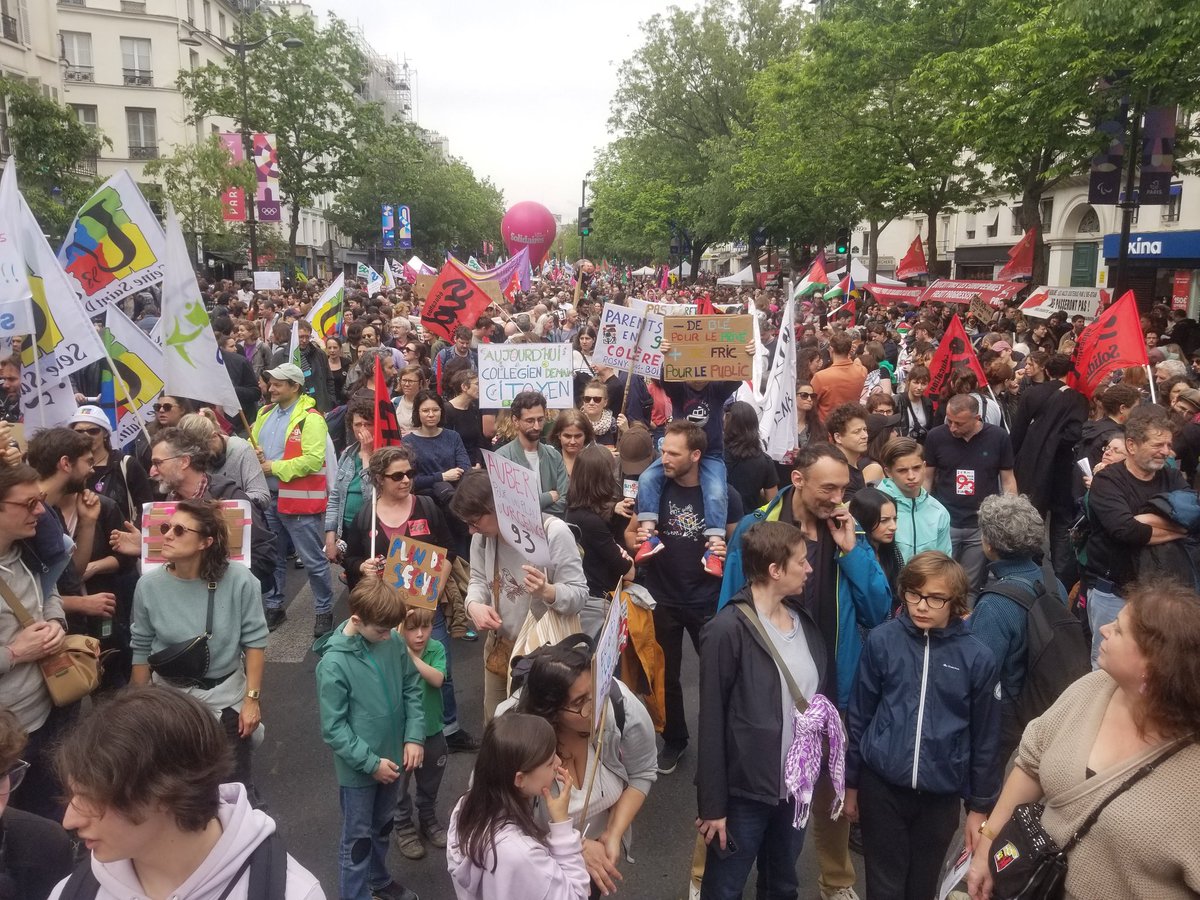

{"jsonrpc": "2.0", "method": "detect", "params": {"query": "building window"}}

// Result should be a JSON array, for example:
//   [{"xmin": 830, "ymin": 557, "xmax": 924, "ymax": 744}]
[
  {"xmin": 126, "ymin": 107, "xmax": 157, "ymax": 158},
  {"xmin": 71, "ymin": 103, "xmax": 97, "ymax": 130},
  {"xmin": 1164, "ymin": 183, "xmax": 1183, "ymax": 223},
  {"xmin": 60, "ymin": 31, "xmax": 94, "ymax": 81},
  {"xmin": 120, "ymin": 36, "xmax": 152, "ymax": 85},
  {"xmin": 1077, "ymin": 207, "xmax": 1100, "ymax": 234},
  {"xmin": 915, "ymin": 216, "xmax": 926, "ymax": 237},
  {"xmin": 186, "ymin": 0, "xmax": 194, "ymax": 24},
  {"xmin": 189, "ymin": 49, "xmax": 199, "ymax": 71},
  {"xmin": 1011, "ymin": 206, "xmax": 1024, "ymax": 235},
  {"xmin": 985, "ymin": 208, "xmax": 999, "ymax": 238},
  {"xmin": 0, "ymin": 0, "xmax": 20, "ymax": 43},
  {"xmin": 203, "ymin": 0, "xmax": 211, "ymax": 32},
  {"xmin": 963, "ymin": 210, "xmax": 976, "ymax": 241},
  {"xmin": 218, "ymin": 12, "xmax": 225, "ymax": 38},
  {"xmin": 1040, "ymin": 198, "xmax": 1054, "ymax": 231}
]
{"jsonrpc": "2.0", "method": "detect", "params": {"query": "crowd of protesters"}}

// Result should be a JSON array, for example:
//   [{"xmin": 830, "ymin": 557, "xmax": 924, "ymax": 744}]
[{"xmin": 1, "ymin": 265, "xmax": 1199, "ymax": 900}]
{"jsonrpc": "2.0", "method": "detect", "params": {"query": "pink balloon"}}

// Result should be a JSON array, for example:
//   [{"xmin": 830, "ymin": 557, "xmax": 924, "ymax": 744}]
[{"xmin": 501, "ymin": 201, "xmax": 557, "ymax": 268}]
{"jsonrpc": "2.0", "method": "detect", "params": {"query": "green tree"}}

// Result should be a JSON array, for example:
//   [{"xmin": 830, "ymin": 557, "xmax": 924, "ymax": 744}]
[
  {"xmin": 178, "ymin": 11, "xmax": 383, "ymax": 265},
  {"xmin": 0, "ymin": 77, "xmax": 108, "ymax": 242},
  {"xmin": 143, "ymin": 135, "xmax": 255, "ymax": 263}
]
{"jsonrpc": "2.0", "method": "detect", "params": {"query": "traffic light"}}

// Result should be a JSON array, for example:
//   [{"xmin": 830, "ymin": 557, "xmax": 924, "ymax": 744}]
[
  {"xmin": 835, "ymin": 227, "xmax": 851, "ymax": 256},
  {"xmin": 578, "ymin": 206, "xmax": 594, "ymax": 236}
]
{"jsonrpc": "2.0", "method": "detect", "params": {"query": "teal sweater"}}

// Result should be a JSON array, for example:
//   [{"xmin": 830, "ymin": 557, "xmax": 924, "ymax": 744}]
[
  {"xmin": 314, "ymin": 622, "xmax": 426, "ymax": 787},
  {"xmin": 877, "ymin": 478, "xmax": 953, "ymax": 561}
]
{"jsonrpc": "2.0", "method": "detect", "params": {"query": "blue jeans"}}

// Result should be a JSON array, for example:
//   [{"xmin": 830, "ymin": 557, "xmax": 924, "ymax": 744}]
[
  {"xmin": 701, "ymin": 795, "xmax": 807, "ymax": 900},
  {"xmin": 432, "ymin": 607, "xmax": 458, "ymax": 730},
  {"xmin": 262, "ymin": 503, "xmax": 333, "ymax": 614},
  {"xmin": 637, "ymin": 451, "xmax": 728, "ymax": 538},
  {"xmin": 1087, "ymin": 585, "xmax": 1124, "ymax": 670},
  {"xmin": 339, "ymin": 780, "xmax": 402, "ymax": 900}
]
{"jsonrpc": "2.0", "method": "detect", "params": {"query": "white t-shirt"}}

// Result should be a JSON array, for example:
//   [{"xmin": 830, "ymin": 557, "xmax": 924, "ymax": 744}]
[
  {"xmin": 524, "ymin": 448, "xmax": 542, "ymax": 494},
  {"xmin": 762, "ymin": 607, "xmax": 820, "ymax": 798}
]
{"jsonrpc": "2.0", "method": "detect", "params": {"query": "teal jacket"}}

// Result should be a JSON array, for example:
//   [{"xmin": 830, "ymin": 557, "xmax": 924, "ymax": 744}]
[
  {"xmin": 314, "ymin": 622, "xmax": 425, "ymax": 788},
  {"xmin": 877, "ymin": 478, "xmax": 953, "ymax": 562},
  {"xmin": 718, "ymin": 486, "xmax": 893, "ymax": 709},
  {"xmin": 494, "ymin": 439, "xmax": 569, "ymax": 517}
]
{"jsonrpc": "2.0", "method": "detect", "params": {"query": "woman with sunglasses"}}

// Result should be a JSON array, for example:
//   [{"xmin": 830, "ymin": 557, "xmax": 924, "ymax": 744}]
[
  {"xmin": 578, "ymin": 379, "xmax": 625, "ymax": 449},
  {"xmin": 70, "ymin": 405, "xmax": 154, "ymax": 525},
  {"xmin": 129, "ymin": 498, "xmax": 268, "ymax": 794}
]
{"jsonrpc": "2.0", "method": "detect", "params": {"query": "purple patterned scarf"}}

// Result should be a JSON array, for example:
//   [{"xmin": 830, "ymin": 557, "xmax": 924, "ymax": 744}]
[{"xmin": 783, "ymin": 693, "xmax": 846, "ymax": 829}]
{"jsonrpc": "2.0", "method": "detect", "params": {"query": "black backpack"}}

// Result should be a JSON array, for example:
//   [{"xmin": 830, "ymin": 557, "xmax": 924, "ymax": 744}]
[
  {"xmin": 983, "ymin": 574, "xmax": 1090, "ymax": 728},
  {"xmin": 57, "ymin": 831, "xmax": 287, "ymax": 900}
]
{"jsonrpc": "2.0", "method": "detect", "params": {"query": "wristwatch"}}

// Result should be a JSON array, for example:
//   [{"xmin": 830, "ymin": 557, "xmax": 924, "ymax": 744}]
[
  {"xmin": 245, "ymin": 689, "xmax": 261, "ymax": 700},
  {"xmin": 978, "ymin": 820, "xmax": 997, "ymax": 840}
]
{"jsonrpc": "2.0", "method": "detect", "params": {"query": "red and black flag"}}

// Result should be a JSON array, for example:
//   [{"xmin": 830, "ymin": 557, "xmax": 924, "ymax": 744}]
[
  {"xmin": 373, "ymin": 356, "xmax": 403, "ymax": 448},
  {"xmin": 925, "ymin": 315, "xmax": 986, "ymax": 399}
]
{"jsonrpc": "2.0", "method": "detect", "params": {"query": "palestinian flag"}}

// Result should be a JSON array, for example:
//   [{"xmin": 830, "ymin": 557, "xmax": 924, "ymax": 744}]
[
  {"xmin": 793, "ymin": 251, "xmax": 830, "ymax": 297},
  {"xmin": 824, "ymin": 274, "xmax": 857, "ymax": 301}
]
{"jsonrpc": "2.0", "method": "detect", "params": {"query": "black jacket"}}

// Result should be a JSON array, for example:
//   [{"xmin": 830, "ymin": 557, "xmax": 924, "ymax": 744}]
[
  {"xmin": 847, "ymin": 614, "xmax": 1001, "ymax": 812},
  {"xmin": 696, "ymin": 586, "xmax": 827, "ymax": 819},
  {"xmin": 206, "ymin": 474, "xmax": 278, "ymax": 582},
  {"xmin": 1010, "ymin": 380, "xmax": 1088, "ymax": 513},
  {"xmin": 342, "ymin": 494, "xmax": 453, "ymax": 591},
  {"xmin": 897, "ymin": 393, "xmax": 935, "ymax": 443}
]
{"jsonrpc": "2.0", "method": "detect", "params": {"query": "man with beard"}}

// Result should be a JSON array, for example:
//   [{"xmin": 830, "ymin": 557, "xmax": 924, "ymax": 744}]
[
  {"xmin": 494, "ymin": 390, "xmax": 569, "ymax": 518},
  {"xmin": 0, "ymin": 356, "xmax": 19, "ymax": 423}
]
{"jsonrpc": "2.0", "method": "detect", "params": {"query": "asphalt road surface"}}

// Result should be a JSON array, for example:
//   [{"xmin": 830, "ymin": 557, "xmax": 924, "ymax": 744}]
[{"xmin": 258, "ymin": 566, "xmax": 867, "ymax": 900}]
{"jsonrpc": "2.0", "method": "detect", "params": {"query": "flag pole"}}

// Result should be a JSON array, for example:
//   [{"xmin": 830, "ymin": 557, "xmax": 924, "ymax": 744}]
[
  {"xmin": 986, "ymin": 384, "xmax": 1010, "ymax": 433},
  {"xmin": 1146, "ymin": 365, "xmax": 1157, "ymax": 404}
]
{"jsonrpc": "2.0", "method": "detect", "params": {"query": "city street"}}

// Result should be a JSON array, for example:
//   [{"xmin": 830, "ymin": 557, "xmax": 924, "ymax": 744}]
[{"xmin": 258, "ymin": 567, "xmax": 865, "ymax": 899}]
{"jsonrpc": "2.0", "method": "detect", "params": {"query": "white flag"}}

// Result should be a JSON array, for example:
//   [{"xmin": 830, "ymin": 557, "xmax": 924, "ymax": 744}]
[
  {"xmin": 105, "ymin": 304, "xmax": 164, "ymax": 449},
  {"xmin": 737, "ymin": 296, "xmax": 796, "ymax": 463},
  {"xmin": 356, "ymin": 263, "xmax": 384, "ymax": 297},
  {"xmin": 0, "ymin": 159, "xmax": 35, "ymax": 343},
  {"xmin": 159, "ymin": 205, "xmax": 240, "ymax": 413}
]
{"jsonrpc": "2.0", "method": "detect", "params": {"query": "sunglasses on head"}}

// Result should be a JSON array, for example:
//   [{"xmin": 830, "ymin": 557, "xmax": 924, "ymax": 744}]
[
  {"xmin": 382, "ymin": 469, "xmax": 414, "ymax": 482},
  {"xmin": 159, "ymin": 522, "xmax": 203, "ymax": 538}
]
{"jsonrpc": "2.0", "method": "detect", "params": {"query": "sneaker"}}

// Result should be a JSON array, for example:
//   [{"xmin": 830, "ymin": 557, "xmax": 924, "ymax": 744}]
[
  {"xmin": 294, "ymin": 557, "xmax": 305, "ymax": 569},
  {"xmin": 372, "ymin": 881, "xmax": 419, "ymax": 900},
  {"xmin": 820, "ymin": 889, "xmax": 861, "ymax": 900},
  {"xmin": 634, "ymin": 535, "xmax": 665, "ymax": 564},
  {"xmin": 265, "ymin": 608, "xmax": 286, "ymax": 632},
  {"xmin": 394, "ymin": 826, "xmax": 425, "ymax": 860},
  {"xmin": 462, "ymin": 628, "xmax": 478, "ymax": 642},
  {"xmin": 313, "ymin": 613, "xmax": 334, "ymax": 637},
  {"xmin": 446, "ymin": 729, "xmax": 481, "ymax": 753},
  {"xmin": 419, "ymin": 819, "xmax": 448, "ymax": 849},
  {"xmin": 657, "ymin": 742, "xmax": 686, "ymax": 775},
  {"xmin": 702, "ymin": 549, "xmax": 724, "ymax": 578}
]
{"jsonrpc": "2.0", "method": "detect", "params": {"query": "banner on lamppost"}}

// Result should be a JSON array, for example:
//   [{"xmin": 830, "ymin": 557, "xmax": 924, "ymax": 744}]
[
  {"xmin": 382, "ymin": 203, "xmax": 396, "ymax": 249},
  {"xmin": 252, "ymin": 133, "xmax": 281, "ymax": 222},
  {"xmin": 218, "ymin": 133, "xmax": 246, "ymax": 222},
  {"xmin": 397, "ymin": 204, "xmax": 412, "ymax": 249},
  {"xmin": 1138, "ymin": 106, "xmax": 1177, "ymax": 205}
]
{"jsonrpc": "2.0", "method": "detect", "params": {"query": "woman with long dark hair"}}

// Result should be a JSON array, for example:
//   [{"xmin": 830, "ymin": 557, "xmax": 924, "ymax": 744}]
[
  {"xmin": 565, "ymin": 444, "xmax": 634, "ymax": 598},
  {"xmin": 849, "ymin": 486, "xmax": 904, "ymax": 605},
  {"xmin": 550, "ymin": 410, "xmax": 596, "ymax": 480},
  {"xmin": 447, "ymin": 714, "xmax": 588, "ymax": 900},
  {"xmin": 723, "ymin": 400, "xmax": 779, "ymax": 513}
]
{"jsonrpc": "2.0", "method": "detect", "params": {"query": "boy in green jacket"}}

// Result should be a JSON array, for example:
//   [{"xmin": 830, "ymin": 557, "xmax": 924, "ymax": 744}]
[{"xmin": 315, "ymin": 576, "xmax": 424, "ymax": 900}]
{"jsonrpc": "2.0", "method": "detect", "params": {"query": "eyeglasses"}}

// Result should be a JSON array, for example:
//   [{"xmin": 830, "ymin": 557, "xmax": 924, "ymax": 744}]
[
  {"xmin": 0, "ymin": 495, "xmax": 45, "ymax": 514},
  {"xmin": 400, "ymin": 378, "xmax": 420, "ymax": 386},
  {"xmin": 153, "ymin": 402, "xmax": 176, "ymax": 413},
  {"xmin": 559, "ymin": 695, "xmax": 593, "ymax": 717},
  {"xmin": 150, "ymin": 454, "xmax": 184, "ymax": 469},
  {"xmin": 72, "ymin": 426, "xmax": 103, "ymax": 436},
  {"xmin": 382, "ymin": 469, "xmax": 415, "ymax": 481},
  {"xmin": 160, "ymin": 521, "xmax": 204, "ymax": 538},
  {"xmin": 0, "ymin": 760, "xmax": 28, "ymax": 797},
  {"xmin": 797, "ymin": 392, "xmax": 815, "ymax": 400},
  {"xmin": 582, "ymin": 396, "xmax": 605, "ymax": 404},
  {"xmin": 902, "ymin": 589, "xmax": 953, "ymax": 609}
]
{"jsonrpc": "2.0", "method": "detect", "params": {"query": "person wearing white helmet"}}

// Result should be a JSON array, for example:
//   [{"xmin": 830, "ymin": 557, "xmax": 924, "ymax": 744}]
[{"xmin": 69, "ymin": 405, "xmax": 155, "ymax": 525}]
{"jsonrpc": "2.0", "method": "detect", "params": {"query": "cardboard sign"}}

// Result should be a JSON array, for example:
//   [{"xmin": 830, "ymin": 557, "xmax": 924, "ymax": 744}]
[
  {"xmin": 482, "ymin": 449, "xmax": 550, "ymax": 567},
  {"xmin": 594, "ymin": 302, "xmax": 664, "ymax": 377},
  {"xmin": 968, "ymin": 296, "xmax": 993, "ymax": 324},
  {"xmin": 661, "ymin": 315, "xmax": 753, "ymax": 382},
  {"xmin": 478, "ymin": 343, "xmax": 573, "ymax": 409},
  {"xmin": 140, "ymin": 500, "xmax": 252, "ymax": 573},
  {"xmin": 592, "ymin": 595, "xmax": 628, "ymax": 732},
  {"xmin": 252, "ymin": 270, "xmax": 281, "ymax": 290},
  {"xmin": 382, "ymin": 534, "xmax": 450, "ymax": 611},
  {"xmin": 412, "ymin": 273, "xmax": 437, "ymax": 299}
]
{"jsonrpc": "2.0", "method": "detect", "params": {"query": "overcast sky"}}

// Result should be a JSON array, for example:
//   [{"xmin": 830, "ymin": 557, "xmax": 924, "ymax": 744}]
[{"xmin": 304, "ymin": 0, "xmax": 680, "ymax": 222}]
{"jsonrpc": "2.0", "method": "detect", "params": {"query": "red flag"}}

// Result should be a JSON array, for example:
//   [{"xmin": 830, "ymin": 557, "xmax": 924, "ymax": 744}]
[
  {"xmin": 925, "ymin": 315, "xmax": 986, "ymax": 398},
  {"xmin": 373, "ymin": 357, "xmax": 403, "ymax": 448},
  {"xmin": 997, "ymin": 227, "xmax": 1037, "ymax": 281},
  {"xmin": 659, "ymin": 266, "xmax": 670, "ymax": 291},
  {"xmin": 696, "ymin": 295, "xmax": 716, "ymax": 315},
  {"xmin": 420, "ymin": 260, "xmax": 493, "ymax": 341},
  {"xmin": 896, "ymin": 237, "xmax": 928, "ymax": 280},
  {"xmin": 502, "ymin": 271, "xmax": 521, "ymax": 303},
  {"xmin": 1067, "ymin": 291, "xmax": 1147, "ymax": 398}
]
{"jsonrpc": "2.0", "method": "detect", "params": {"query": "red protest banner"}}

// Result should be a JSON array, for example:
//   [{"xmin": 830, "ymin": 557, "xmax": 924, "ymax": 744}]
[
  {"xmin": 420, "ymin": 260, "xmax": 493, "ymax": 341},
  {"xmin": 918, "ymin": 279, "xmax": 1025, "ymax": 307},
  {"xmin": 997, "ymin": 227, "xmax": 1037, "ymax": 281},
  {"xmin": 863, "ymin": 284, "xmax": 923, "ymax": 306},
  {"xmin": 925, "ymin": 315, "xmax": 986, "ymax": 398},
  {"xmin": 896, "ymin": 236, "xmax": 928, "ymax": 280},
  {"xmin": 1067, "ymin": 291, "xmax": 1147, "ymax": 398}
]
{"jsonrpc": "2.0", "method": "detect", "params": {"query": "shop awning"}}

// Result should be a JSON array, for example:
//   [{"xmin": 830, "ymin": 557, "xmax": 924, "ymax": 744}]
[{"xmin": 918, "ymin": 279, "xmax": 1026, "ymax": 307}]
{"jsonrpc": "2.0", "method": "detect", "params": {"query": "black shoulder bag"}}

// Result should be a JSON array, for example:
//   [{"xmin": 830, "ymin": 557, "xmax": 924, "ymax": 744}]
[
  {"xmin": 988, "ymin": 739, "xmax": 1189, "ymax": 899},
  {"xmin": 147, "ymin": 582, "xmax": 216, "ymax": 686}
]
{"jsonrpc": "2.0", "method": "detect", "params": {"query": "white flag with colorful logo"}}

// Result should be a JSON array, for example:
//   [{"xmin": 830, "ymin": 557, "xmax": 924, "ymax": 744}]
[
  {"xmin": 160, "ymin": 205, "xmax": 240, "ymax": 414},
  {"xmin": 104, "ymin": 305, "xmax": 164, "ymax": 449},
  {"xmin": 356, "ymin": 262, "xmax": 384, "ymax": 297},
  {"xmin": 306, "ymin": 272, "xmax": 345, "ymax": 338},
  {"xmin": 58, "ymin": 169, "xmax": 167, "ymax": 316},
  {"xmin": 0, "ymin": 160, "xmax": 35, "ymax": 344},
  {"xmin": 381, "ymin": 258, "xmax": 396, "ymax": 290},
  {"xmin": 386, "ymin": 257, "xmax": 405, "ymax": 288}
]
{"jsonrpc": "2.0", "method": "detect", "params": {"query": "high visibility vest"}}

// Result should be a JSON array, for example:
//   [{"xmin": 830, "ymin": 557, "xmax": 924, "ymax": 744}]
[{"xmin": 277, "ymin": 410, "xmax": 328, "ymax": 514}]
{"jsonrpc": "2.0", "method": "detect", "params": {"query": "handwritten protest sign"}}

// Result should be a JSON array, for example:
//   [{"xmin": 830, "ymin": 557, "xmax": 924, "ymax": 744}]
[
  {"xmin": 592, "ymin": 595, "xmax": 628, "ymax": 731},
  {"xmin": 252, "ymin": 271, "xmax": 281, "ymax": 290},
  {"xmin": 662, "ymin": 315, "xmax": 753, "ymax": 382},
  {"xmin": 595, "ymin": 302, "xmax": 663, "ymax": 377},
  {"xmin": 140, "ymin": 500, "xmax": 252, "ymax": 573},
  {"xmin": 478, "ymin": 343, "xmax": 573, "ymax": 409},
  {"xmin": 969, "ymin": 296, "xmax": 993, "ymax": 324},
  {"xmin": 483, "ymin": 449, "xmax": 550, "ymax": 567},
  {"xmin": 383, "ymin": 535, "xmax": 450, "ymax": 611}
]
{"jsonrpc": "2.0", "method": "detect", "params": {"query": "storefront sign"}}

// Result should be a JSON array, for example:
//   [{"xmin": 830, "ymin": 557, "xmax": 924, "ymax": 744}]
[
  {"xmin": 1173, "ymin": 270, "xmax": 1191, "ymax": 311},
  {"xmin": 1102, "ymin": 230, "xmax": 1200, "ymax": 260}
]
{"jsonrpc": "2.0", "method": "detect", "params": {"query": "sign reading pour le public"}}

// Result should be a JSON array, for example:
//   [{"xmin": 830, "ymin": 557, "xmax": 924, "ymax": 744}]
[{"xmin": 662, "ymin": 315, "xmax": 753, "ymax": 382}]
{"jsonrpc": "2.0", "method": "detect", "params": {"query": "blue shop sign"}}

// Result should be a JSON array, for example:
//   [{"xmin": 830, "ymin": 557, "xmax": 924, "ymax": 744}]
[{"xmin": 1102, "ymin": 230, "xmax": 1200, "ymax": 260}]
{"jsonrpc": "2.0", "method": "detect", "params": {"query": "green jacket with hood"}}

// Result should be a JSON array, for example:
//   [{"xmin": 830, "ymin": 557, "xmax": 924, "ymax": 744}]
[
  {"xmin": 877, "ymin": 477, "xmax": 953, "ymax": 562},
  {"xmin": 314, "ymin": 621, "xmax": 425, "ymax": 788}
]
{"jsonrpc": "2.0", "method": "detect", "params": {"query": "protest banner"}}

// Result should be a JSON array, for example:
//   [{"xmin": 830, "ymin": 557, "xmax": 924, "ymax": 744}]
[
  {"xmin": 383, "ymin": 534, "xmax": 450, "ymax": 611},
  {"xmin": 919, "ymin": 279, "xmax": 1025, "ymax": 307},
  {"xmin": 141, "ymin": 500, "xmax": 252, "ymax": 572},
  {"xmin": 1019, "ymin": 286, "xmax": 1106, "ymax": 320},
  {"xmin": 591, "ymin": 595, "xmax": 628, "ymax": 732},
  {"xmin": 478, "ymin": 343, "xmax": 573, "ymax": 409},
  {"xmin": 661, "ymin": 314, "xmax": 754, "ymax": 382},
  {"xmin": 58, "ymin": 170, "xmax": 166, "ymax": 316},
  {"xmin": 252, "ymin": 271, "xmax": 281, "ymax": 290},
  {"xmin": 925, "ymin": 315, "xmax": 986, "ymax": 398},
  {"xmin": 420, "ymin": 260, "xmax": 493, "ymax": 341},
  {"xmin": 482, "ymin": 449, "xmax": 550, "ymax": 567},
  {"xmin": 594, "ymin": 302, "xmax": 664, "ymax": 377},
  {"xmin": 412, "ymin": 273, "xmax": 437, "ymax": 299},
  {"xmin": 863, "ymin": 283, "xmax": 923, "ymax": 306},
  {"xmin": 1067, "ymin": 291, "xmax": 1146, "ymax": 398}
]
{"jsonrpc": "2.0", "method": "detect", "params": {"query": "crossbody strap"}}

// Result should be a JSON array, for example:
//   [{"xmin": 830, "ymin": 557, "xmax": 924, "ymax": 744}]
[
  {"xmin": 735, "ymin": 603, "xmax": 809, "ymax": 714},
  {"xmin": 205, "ymin": 582, "xmax": 217, "ymax": 637},
  {"xmin": 0, "ymin": 575, "xmax": 34, "ymax": 629},
  {"xmin": 1062, "ymin": 738, "xmax": 1191, "ymax": 853}
]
